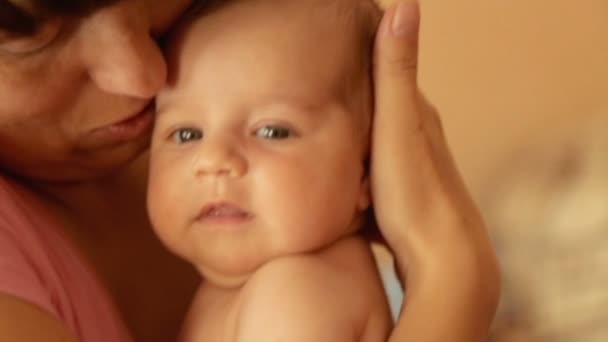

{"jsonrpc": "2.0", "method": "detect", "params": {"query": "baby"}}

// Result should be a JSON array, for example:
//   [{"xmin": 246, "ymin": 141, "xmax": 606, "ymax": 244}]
[{"xmin": 147, "ymin": 0, "xmax": 392, "ymax": 340}]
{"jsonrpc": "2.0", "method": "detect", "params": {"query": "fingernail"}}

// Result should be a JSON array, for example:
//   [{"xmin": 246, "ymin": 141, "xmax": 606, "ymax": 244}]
[{"xmin": 391, "ymin": 2, "xmax": 420, "ymax": 37}]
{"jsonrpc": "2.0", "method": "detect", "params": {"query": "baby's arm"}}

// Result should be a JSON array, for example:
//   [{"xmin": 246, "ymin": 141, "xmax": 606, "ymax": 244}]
[{"xmin": 235, "ymin": 250, "xmax": 392, "ymax": 342}]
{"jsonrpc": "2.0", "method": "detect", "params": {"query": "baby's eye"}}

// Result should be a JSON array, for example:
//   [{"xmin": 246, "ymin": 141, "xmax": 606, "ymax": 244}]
[
  {"xmin": 255, "ymin": 125, "xmax": 291, "ymax": 139},
  {"xmin": 170, "ymin": 128, "xmax": 203, "ymax": 144}
]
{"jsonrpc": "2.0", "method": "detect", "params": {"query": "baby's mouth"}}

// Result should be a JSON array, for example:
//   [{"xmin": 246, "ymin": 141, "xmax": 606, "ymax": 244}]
[{"xmin": 198, "ymin": 202, "xmax": 253, "ymax": 220}]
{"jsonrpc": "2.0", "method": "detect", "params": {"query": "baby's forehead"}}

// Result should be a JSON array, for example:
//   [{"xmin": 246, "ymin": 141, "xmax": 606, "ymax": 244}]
[
  {"xmin": 179, "ymin": 0, "xmax": 370, "ymax": 59},
  {"xmin": 173, "ymin": 3, "xmax": 368, "ymax": 89}
]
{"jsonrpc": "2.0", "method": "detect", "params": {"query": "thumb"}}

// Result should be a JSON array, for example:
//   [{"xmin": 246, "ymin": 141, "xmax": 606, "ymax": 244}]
[
  {"xmin": 370, "ymin": 1, "xmax": 428, "ymax": 237},
  {"xmin": 374, "ymin": 1, "xmax": 420, "ymax": 90}
]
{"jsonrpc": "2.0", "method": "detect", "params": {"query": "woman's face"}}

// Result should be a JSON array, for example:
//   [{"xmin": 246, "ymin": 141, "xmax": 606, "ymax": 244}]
[{"xmin": 0, "ymin": 0, "xmax": 192, "ymax": 181}]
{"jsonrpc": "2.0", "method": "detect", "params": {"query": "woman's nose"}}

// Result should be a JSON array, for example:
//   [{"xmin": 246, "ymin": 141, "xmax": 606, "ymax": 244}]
[
  {"xmin": 195, "ymin": 140, "xmax": 248, "ymax": 178},
  {"xmin": 81, "ymin": 4, "xmax": 167, "ymax": 98}
]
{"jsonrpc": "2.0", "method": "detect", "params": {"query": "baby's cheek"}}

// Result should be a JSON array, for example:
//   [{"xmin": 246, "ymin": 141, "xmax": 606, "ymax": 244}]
[
  {"xmin": 147, "ymin": 178, "xmax": 168, "ymax": 223},
  {"xmin": 148, "ymin": 163, "xmax": 184, "ymax": 219}
]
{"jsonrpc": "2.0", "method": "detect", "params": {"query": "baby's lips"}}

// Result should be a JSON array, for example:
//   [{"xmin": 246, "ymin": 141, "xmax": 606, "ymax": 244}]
[{"xmin": 198, "ymin": 202, "xmax": 252, "ymax": 219}]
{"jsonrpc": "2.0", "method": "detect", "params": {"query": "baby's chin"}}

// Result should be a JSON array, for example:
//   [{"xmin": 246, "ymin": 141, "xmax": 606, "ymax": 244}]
[
  {"xmin": 191, "ymin": 241, "xmax": 327, "ymax": 288},
  {"xmin": 192, "ymin": 248, "xmax": 279, "ymax": 288},
  {"xmin": 196, "ymin": 263, "xmax": 254, "ymax": 289}
]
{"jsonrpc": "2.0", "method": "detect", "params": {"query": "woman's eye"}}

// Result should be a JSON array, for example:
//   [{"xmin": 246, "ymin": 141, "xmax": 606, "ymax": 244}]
[
  {"xmin": 255, "ymin": 125, "xmax": 291, "ymax": 140},
  {"xmin": 0, "ymin": 36, "xmax": 48, "ymax": 54},
  {"xmin": 0, "ymin": 20, "xmax": 63, "ymax": 54},
  {"xmin": 171, "ymin": 128, "xmax": 203, "ymax": 144}
]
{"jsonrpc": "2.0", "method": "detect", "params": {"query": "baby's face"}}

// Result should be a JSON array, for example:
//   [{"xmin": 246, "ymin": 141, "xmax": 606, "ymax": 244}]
[{"xmin": 148, "ymin": 0, "xmax": 372, "ymax": 284}]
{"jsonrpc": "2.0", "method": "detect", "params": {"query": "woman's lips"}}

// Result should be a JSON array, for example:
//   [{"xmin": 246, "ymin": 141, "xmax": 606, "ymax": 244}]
[{"xmin": 84, "ymin": 103, "xmax": 155, "ymax": 148}]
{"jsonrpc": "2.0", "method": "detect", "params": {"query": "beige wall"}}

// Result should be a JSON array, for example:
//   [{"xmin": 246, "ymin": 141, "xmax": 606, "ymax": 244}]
[
  {"xmin": 375, "ymin": 1, "xmax": 608, "ymax": 339},
  {"xmin": 407, "ymin": 2, "xmax": 608, "ymax": 340},
  {"xmin": 418, "ymin": 0, "xmax": 608, "ymax": 194}
]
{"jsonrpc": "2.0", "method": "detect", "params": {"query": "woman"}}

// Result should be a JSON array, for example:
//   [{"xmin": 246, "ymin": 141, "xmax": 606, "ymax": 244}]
[{"xmin": 0, "ymin": 0, "xmax": 500, "ymax": 341}]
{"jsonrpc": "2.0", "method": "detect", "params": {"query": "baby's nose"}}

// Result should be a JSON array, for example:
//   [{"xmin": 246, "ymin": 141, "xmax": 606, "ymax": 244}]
[{"xmin": 194, "ymin": 141, "xmax": 247, "ymax": 178}]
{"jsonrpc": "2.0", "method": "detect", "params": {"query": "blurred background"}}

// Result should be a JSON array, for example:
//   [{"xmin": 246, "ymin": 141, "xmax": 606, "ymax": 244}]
[{"xmin": 374, "ymin": 0, "xmax": 608, "ymax": 340}]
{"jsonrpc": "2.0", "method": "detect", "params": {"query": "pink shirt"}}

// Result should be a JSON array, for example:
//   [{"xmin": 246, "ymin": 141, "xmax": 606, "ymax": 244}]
[{"xmin": 0, "ymin": 175, "xmax": 133, "ymax": 342}]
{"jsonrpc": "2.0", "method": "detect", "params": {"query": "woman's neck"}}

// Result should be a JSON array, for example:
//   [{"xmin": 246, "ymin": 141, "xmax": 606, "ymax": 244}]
[
  {"xmin": 13, "ymin": 154, "xmax": 200, "ymax": 342},
  {"xmin": 19, "ymin": 154, "xmax": 149, "ymax": 249}
]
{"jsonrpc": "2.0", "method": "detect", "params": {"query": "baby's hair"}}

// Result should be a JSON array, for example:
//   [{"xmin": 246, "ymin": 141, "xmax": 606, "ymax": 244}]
[
  {"xmin": 335, "ymin": 0, "xmax": 381, "ymax": 92},
  {"xmin": 181, "ymin": 0, "xmax": 380, "ymax": 73},
  {"xmin": 185, "ymin": 0, "xmax": 381, "ymax": 52},
  {"xmin": 324, "ymin": 0, "xmax": 381, "ymax": 147},
  {"xmin": 323, "ymin": 0, "xmax": 382, "ymax": 66}
]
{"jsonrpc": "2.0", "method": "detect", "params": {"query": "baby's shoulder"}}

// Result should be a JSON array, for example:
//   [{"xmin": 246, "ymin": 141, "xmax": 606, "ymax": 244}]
[
  {"xmin": 245, "ymin": 236, "xmax": 379, "ymax": 302},
  {"xmin": 235, "ymin": 236, "xmax": 391, "ymax": 341}
]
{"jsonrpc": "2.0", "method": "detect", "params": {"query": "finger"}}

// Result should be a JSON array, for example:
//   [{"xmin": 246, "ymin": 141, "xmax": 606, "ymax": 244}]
[
  {"xmin": 371, "ymin": 1, "xmax": 469, "ymax": 235},
  {"xmin": 372, "ymin": 1, "xmax": 427, "ymax": 163},
  {"xmin": 374, "ymin": 1, "xmax": 420, "ymax": 99},
  {"xmin": 373, "ymin": 0, "xmax": 404, "ymax": 10},
  {"xmin": 371, "ymin": 1, "xmax": 430, "ymax": 208},
  {"xmin": 373, "ymin": 1, "xmax": 458, "ymax": 182},
  {"xmin": 374, "ymin": 1, "xmax": 450, "ymax": 155}
]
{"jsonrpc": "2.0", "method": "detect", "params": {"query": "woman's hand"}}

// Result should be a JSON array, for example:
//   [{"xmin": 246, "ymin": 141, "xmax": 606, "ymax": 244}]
[{"xmin": 370, "ymin": 1, "xmax": 501, "ymax": 341}]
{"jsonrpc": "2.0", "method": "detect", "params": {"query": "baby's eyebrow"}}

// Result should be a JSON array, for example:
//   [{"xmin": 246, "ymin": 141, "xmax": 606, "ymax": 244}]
[
  {"xmin": 257, "ymin": 94, "xmax": 335, "ymax": 114},
  {"xmin": 154, "ymin": 107, "xmax": 180, "ymax": 123}
]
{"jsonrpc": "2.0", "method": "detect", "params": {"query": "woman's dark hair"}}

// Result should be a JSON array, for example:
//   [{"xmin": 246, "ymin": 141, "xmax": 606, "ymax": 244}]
[{"xmin": 0, "ymin": 0, "xmax": 119, "ymax": 34}]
